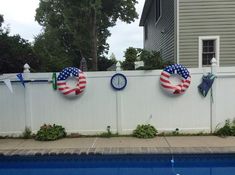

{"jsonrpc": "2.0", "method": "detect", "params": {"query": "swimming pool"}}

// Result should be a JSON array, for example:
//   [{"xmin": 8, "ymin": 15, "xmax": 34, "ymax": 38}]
[{"xmin": 0, "ymin": 154, "xmax": 235, "ymax": 175}]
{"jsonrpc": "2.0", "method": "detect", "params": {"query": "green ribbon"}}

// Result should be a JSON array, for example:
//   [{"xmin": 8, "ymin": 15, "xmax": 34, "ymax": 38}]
[{"xmin": 52, "ymin": 72, "xmax": 57, "ymax": 90}]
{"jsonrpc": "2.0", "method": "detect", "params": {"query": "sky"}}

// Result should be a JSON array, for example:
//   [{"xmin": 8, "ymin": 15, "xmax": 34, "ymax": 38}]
[{"xmin": 0, "ymin": 0, "xmax": 144, "ymax": 60}]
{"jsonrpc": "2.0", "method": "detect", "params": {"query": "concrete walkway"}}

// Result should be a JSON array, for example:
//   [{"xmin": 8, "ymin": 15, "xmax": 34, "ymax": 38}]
[{"xmin": 1, "ymin": 136, "xmax": 235, "ymax": 156}]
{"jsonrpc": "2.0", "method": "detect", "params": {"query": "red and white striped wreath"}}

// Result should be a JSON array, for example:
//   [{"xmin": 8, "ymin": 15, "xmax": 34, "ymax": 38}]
[
  {"xmin": 160, "ymin": 64, "xmax": 191, "ymax": 95},
  {"xmin": 57, "ymin": 67, "xmax": 86, "ymax": 96}
]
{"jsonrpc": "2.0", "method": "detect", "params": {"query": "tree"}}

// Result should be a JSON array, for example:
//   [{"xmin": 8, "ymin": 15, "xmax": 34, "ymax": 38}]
[
  {"xmin": 139, "ymin": 50, "xmax": 173, "ymax": 70},
  {"xmin": 97, "ymin": 53, "xmax": 117, "ymax": 71},
  {"xmin": 109, "ymin": 53, "xmax": 117, "ymax": 61},
  {"xmin": 0, "ymin": 14, "xmax": 3, "ymax": 28},
  {"xmin": 121, "ymin": 47, "xmax": 173, "ymax": 70},
  {"xmin": 98, "ymin": 55, "xmax": 117, "ymax": 71},
  {"xmin": 0, "ymin": 15, "xmax": 40, "ymax": 73},
  {"xmin": 35, "ymin": 0, "xmax": 138, "ymax": 71},
  {"xmin": 121, "ymin": 47, "xmax": 141, "ymax": 70},
  {"xmin": 33, "ymin": 31, "xmax": 75, "ymax": 72}
]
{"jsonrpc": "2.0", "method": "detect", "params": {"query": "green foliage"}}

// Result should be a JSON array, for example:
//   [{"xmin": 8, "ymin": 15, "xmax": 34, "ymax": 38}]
[
  {"xmin": 133, "ymin": 124, "xmax": 157, "ymax": 138},
  {"xmin": 22, "ymin": 127, "xmax": 32, "ymax": 139},
  {"xmin": 35, "ymin": 0, "xmax": 138, "ymax": 71},
  {"xmin": 138, "ymin": 50, "xmax": 173, "ymax": 70},
  {"xmin": 0, "ymin": 14, "xmax": 3, "ymax": 28},
  {"xmin": 35, "ymin": 124, "xmax": 66, "ymax": 141},
  {"xmin": 98, "ymin": 56, "xmax": 117, "ymax": 71},
  {"xmin": 121, "ymin": 47, "xmax": 140, "ymax": 70},
  {"xmin": 33, "ymin": 32, "xmax": 76, "ymax": 72},
  {"xmin": 121, "ymin": 48, "xmax": 173, "ymax": 70},
  {"xmin": 215, "ymin": 119, "xmax": 235, "ymax": 137},
  {"xmin": 0, "ymin": 15, "xmax": 40, "ymax": 73}
]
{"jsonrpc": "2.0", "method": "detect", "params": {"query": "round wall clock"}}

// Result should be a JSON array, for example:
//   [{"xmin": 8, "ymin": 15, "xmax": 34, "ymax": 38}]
[{"xmin": 111, "ymin": 73, "xmax": 127, "ymax": 90}]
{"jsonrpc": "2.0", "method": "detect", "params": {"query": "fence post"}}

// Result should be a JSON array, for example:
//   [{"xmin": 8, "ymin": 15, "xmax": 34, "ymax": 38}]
[
  {"xmin": 116, "ymin": 62, "xmax": 123, "ymax": 134},
  {"xmin": 116, "ymin": 62, "xmax": 122, "ymax": 71},
  {"xmin": 211, "ymin": 58, "xmax": 217, "ymax": 133},
  {"xmin": 23, "ymin": 63, "xmax": 32, "ymax": 131}
]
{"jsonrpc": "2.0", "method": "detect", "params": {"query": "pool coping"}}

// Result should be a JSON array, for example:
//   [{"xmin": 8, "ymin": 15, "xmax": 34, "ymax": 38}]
[
  {"xmin": 1, "ymin": 147, "xmax": 235, "ymax": 156},
  {"xmin": 1, "ymin": 136, "xmax": 235, "ymax": 156}
]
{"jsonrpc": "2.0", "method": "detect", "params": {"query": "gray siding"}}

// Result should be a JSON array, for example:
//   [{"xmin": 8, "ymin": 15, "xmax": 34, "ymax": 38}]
[
  {"xmin": 144, "ymin": 0, "xmax": 175, "ymax": 62},
  {"xmin": 179, "ymin": 0, "xmax": 235, "ymax": 67}
]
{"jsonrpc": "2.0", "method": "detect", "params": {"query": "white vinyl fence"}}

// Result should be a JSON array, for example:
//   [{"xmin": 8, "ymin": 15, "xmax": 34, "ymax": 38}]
[{"xmin": 1, "ymin": 60, "xmax": 235, "ymax": 136}]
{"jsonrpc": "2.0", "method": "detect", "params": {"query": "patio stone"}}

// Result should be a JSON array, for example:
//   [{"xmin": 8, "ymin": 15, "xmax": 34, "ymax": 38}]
[
  {"xmin": 0, "ymin": 136, "xmax": 235, "ymax": 156},
  {"xmin": 109, "ymin": 147, "xmax": 120, "ymax": 154},
  {"xmin": 15, "ymin": 138, "xmax": 95, "ymax": 150},
  {"xmin": 94, "ymin": 148, "xmax": 104, "ymax": 154},
  {"xmin": 155, "ymin": 147, "xmax": 171, "ymax": 154},
  {"xmin": 94, "ymin": 137, "xmax": 168, "ymax": 148},
  {"xmin": 209, "ymin": 147, "xmax": 235, "ymax": 154},
  {"xmin": 0, "ymin": 139, "xmax": 25, "ymax": 150},
  {"xmin": 165, "ymin": 136, "xmax": 235, "ymax": 148}
]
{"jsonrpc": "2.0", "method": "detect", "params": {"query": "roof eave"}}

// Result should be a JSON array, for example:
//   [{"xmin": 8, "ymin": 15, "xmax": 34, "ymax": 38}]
[{"xmin": 139, "ymin": 0, "xmax": 153, "ymax": 26}]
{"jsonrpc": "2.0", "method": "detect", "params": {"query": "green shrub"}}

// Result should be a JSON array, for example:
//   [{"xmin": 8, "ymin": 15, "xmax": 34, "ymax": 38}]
[
  {"xmin": 215, "ymin": 119, "xmax": 235, "ymax": 136},
  {"xmin": 35, "ymin": 124, "xmax": 66, "ymax": 141},
  {"xmin": 133, "ymin": 124, "xmax": 157, "ymax": 138},
  {"xmin": 22, "ymin": 127, "xmax": 32, "ymax": 139}
]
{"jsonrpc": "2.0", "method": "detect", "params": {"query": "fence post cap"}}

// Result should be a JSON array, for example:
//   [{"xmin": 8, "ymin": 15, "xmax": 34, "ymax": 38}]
[
  {"xmin": 24, "ymin": 63, "xmax": 30, "ymax": 73},
  {"xmin": 116, "ymin": 62, "xmax": 121, "ymax": 71},
  {"xmin": 211, "ymin": 57, "xmax": 217, "ymax": 66}
]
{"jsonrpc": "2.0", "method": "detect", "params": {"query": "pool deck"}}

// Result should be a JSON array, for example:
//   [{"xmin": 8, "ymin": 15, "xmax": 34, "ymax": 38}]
[{"xmin": 0, "ymin": 136, "xmax": 235, "ymax": 156}]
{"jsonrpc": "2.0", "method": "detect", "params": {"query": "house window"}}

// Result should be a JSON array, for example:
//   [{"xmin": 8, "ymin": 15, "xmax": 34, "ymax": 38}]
[
  {"xmin": 198, "ymin": 36, "xmax": 220, "ymax": 67},
  {"xmin": 156, "ymin": 0, "xmax": 161, "ymax": 23},
  {"xmin": 144, "ymin": 24, "xmax": 148, "ymax": 40},
  {"xmin": 202, "ymin": 40, "xmax": 215, "ymax": 66}
]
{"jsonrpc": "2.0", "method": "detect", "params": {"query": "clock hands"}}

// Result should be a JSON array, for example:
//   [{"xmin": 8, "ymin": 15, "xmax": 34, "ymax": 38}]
[{"xmin": 111, "ymin": 73, "xmax": 127, "ymax": 90}]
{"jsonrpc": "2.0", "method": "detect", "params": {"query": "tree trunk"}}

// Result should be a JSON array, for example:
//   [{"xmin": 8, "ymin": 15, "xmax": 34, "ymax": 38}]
[{"xmin": 91, "ymin": 7, "xmax": 98, "ymax": 71}]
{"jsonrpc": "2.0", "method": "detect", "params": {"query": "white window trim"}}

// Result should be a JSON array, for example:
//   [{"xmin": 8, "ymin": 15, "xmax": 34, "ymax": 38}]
[
  {"xmin": 198, "ymin": 36, "xmax": 220, "ymax": 68},
  {"xmin": 155, "ymin": 0, "xmax": 162, "ymax": 26}
]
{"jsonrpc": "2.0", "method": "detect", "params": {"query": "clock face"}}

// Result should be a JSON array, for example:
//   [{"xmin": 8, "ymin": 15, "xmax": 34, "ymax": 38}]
[{"xmin": 111, "ymin": 73, "xmax": 127, "ymax": 90}]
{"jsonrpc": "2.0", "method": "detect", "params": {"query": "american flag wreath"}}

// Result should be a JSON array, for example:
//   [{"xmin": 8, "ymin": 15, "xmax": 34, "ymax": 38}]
[
  {"xmin": 160, "ymin": 64, "xmax": 191, "ymax": 95},
  {"xmin": 57, "ymin": 67, "xmax": 86, "ymax": 96}
]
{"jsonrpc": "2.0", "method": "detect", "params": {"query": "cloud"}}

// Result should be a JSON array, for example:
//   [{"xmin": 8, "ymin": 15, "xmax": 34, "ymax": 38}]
[
  {"xmin": 0, "ymin": 0, "xmax": 42, "ymax": 40},
  {"xmin": 107, "ymin": 0, "xmax": 145, "ymax": 60},
  {"xmin": 0, "ymin": 0, "xmax": 39, "ymax": 23},
  {"xmin": 7, "ymin": 21, "xmax": 42, "ymax": 41},
  {"xmin": 107, "ymin": 21, "xmax": 143, "ymax": 60}
]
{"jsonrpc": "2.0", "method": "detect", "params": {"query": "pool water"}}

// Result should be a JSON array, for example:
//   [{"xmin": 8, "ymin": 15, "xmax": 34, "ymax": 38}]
[{"xmin": 0, "ymin": 154, "xmax": 235, "ymax": 175}]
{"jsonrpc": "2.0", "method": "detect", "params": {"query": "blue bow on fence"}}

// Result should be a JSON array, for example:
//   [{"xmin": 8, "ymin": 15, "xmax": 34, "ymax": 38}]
[
  {"xmin": 16, "ymin": 73, "xmax": 25, "ymax": 87},
  {"xmin": 198, "ymin": 73, "xmax": 216, "ymax": 97}
]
